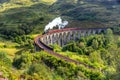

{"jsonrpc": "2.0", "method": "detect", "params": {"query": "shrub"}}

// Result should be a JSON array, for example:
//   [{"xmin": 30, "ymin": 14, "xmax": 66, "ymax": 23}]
[{"xmin": 0, "ymin": 51, "xmax": 12, "ymax": 67}]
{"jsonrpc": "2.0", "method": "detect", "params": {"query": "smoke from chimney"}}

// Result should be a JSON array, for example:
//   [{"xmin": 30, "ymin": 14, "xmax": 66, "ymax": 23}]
[{"xmin": 44, "ymin": 17, "xmax": 68, "ymax": 32}]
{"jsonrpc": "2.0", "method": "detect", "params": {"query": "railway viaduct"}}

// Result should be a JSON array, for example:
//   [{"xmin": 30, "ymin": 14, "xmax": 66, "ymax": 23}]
[
  {"xmin": 34, "ymin": 27, "xmax": 108, "ymax": 67},
  {"xmin": 39, "ymin": 28, "xmax": 107, "ymax": 47}
]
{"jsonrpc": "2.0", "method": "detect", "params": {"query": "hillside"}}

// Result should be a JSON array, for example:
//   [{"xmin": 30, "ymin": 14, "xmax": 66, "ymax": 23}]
[
  {"xmin": 0, "ymin": 0, "xmax": 120, "ymax": 39},
  {"xmin": 0, "ymin": 0, "xmax": 57, "ymax": 39},
  {"xmin": 50, "ymin": 0, "xmax": 120, "ymax": 27},
  {"xmin": 0, "ymin": 0, "xmax": 120, "ymax": 80}
]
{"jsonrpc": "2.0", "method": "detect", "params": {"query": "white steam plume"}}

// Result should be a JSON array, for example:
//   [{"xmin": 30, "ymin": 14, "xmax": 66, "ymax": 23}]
[
  {"xmin": 60, "ymin": 21, "xmax": 68, "ymax": 29},
  {"xmin": 44, "ymin": 17, "xmax": 68, "ymax": 32}
]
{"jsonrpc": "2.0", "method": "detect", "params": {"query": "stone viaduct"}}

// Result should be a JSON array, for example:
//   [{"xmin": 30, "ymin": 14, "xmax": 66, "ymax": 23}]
[
  {"xmin": 34, "ymin": 27, "xmax": 108, "ymax": 67},
  {"xmin": 40, "ymin": 28, "xmax": 107, "ymax": 47}
]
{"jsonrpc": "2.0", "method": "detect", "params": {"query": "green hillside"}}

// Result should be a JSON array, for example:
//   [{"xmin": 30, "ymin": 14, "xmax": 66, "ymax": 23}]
[
  {"xmin": 0, "ymin": 0, "xmax": 120, "ymax": 39},
  {"xmin": 0, "ymin": 1, "xmax": 57, "ymax": 39},
  {"xmin": 50, "ymin": 0, "xmax": 120, "ymax": 27},
  {"xmin": 0, "ymin": 0, "xmax": 120, "ymax": 80},
  {"xmin": 0, "ymin": 0, "xmax": 56, "ymax": 12}
]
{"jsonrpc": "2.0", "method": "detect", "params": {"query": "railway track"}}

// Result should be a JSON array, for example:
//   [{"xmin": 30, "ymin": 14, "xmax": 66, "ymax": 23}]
[{"xmin": 34, "ymin": 36, "xmax": 95, "ymax": 69}]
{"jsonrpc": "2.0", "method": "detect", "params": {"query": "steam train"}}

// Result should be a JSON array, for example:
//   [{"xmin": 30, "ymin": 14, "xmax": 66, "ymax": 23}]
[
  {"xmin": 42, "ymin": 28, "xmax": 77, "ymax": 35},
  {"xmin": 42, "ymin": 27, "xmax": 109, "ymax": 35}
]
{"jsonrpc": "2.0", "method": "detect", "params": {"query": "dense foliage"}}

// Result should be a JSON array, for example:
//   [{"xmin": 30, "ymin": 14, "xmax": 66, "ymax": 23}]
[
  {"xmin": 0, "ymin": 52, "xmax": 16, "ymax": 79},
  {"xmin": 12, "ymin": 51, "xmax": 107, "ymax": 80},
  {"xmin": 52, "ymin": 29, "xmax": 120, "ymax": 79},
  {"xmin": 113, "ymin": 25, "xmax": 120, "ymax": 35},
  {"xmin": 0, "ymin": 29, "xmax": 120, "ymax": 80}
]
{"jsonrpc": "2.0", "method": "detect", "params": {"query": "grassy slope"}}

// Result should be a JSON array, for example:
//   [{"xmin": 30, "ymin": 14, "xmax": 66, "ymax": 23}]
[
  {"xmin": 0, "ymin": 37, "xmax": 21, "ymax": 59},
  {"xmin": 0, "ymin": 1, "xmax": 57, "ymax": 36},
  {"xmin": 0, "ymin": 0, "xmax": 56, "ymax": 12}
]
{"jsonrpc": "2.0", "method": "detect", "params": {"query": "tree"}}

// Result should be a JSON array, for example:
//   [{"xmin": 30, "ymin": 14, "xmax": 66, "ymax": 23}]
[
  {"xmin": 112, "ymin": 58, "xmax": 120, "ymax": 80},
  {"xmin": 0, "ymin": 52, "xmax": 12, "ymax": 67},
  {"xmin": 13, "ymin": 52, "xmax": 33, "ymax": 69},
  {"xmin": 117, "ymin": 37, "xmax": 120, "ymax": 47},
  {"xmin": 92, "ymin": 39, "xmax": 98, "ymax": 50},
  {"xmin": 105, "ymin": 29, "xmax": 114, "ymax": 44},
  {"xmin": 79, "ymin": 42, "xmax": 85, "ymax": 49},
  {"xmin": 89, "ymin": 51, "xmax": 103, "ymax": 65}
]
